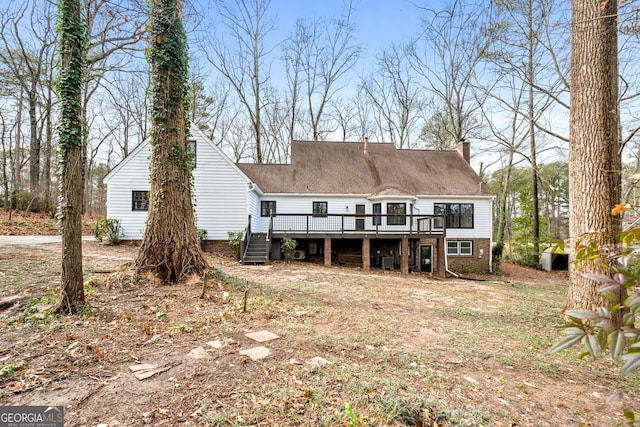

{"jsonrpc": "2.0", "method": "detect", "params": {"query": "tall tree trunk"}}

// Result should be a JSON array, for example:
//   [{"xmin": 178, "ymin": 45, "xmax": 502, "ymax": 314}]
[
  {"xmin": 496, "ymin": 149, "xmax": 515, "ymax": 256},
  {"xmin": 528, "ymin": 3, "xmax": 540, "ymax": 263},
  {"xmin": 28, "ymin": 87, "xmax": 40, "ymax": 210},
  {"xmin": 14, "ymin": 89, "xmax": 23, "ymax": 196},
  {"xmin": 566, "ymin": 0, "xmax": 622, "ymax": 316},
  {"xmin": 44, "ymin": 96, "xmax": 53, "ymax": 215},
  {"xmin": 56, "ymin": 0, "xmax": 87, "ymax": 313},
  {"xmin": 135, "ymin": 0, "xmax": 208, "ymax": 282},
  {"xmin": 1, "ymin": 113, "xmax": 8, "ymax": 210}
]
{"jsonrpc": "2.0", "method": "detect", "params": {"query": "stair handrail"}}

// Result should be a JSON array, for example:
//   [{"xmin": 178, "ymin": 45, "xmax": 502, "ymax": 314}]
[
  {"xmin": 241, "ymin": 215, "xmax": 252, "ymax": 261},
  {"xmin": 265, "ymin": 215, "xmax": 273, "ymax": 262}
]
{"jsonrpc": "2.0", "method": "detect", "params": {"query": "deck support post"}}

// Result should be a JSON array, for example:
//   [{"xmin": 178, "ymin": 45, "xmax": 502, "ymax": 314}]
[
  {"xmin": 362, "ymin": 238, "xmax": 370, "ymax": 271},
  {"xmin": 324, "ymin": 237, "xmax": 332, "ymax": 267},
  {"xmin": 401, "ymin": 236, "xmax": 409, "ymax": 274}
]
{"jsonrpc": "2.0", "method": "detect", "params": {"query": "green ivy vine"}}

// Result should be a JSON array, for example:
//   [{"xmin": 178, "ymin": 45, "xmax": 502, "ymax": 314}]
[{"xmin": 55, "ymin": 0, "xmax": 87, "ymax": 169}]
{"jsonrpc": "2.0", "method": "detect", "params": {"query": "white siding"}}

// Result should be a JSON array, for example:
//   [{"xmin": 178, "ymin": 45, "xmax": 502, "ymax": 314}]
[
  {"xmin": 253, "ymin": 194, "xmax": 364, "ymax": 233},
  {"xmin": 105, "ymin": 135, "xmax": 251, "ymax": 240},
  {"xmin": 105, "ymin": 143, "xmax": 151, "ymax": 239},
  {"xmin": 414, "ymin": 196, "xmax": 493, "ymax": 239},
  {"xmin": 248, "ymin": 191, "xmax": 260, "ymax": 232},
  {"xmin": 250, "ymin": 194, "xmax": 493, "ymax": 238}
]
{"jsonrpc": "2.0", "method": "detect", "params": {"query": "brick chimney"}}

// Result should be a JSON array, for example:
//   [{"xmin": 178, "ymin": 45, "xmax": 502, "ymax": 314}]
[
  {"xmin": 455, "ymin": 138, "xmax": 470, "ymax": 164},
  {"xmin": 364, "ymin": 136, "xmax": 369, "ymax": 155}
]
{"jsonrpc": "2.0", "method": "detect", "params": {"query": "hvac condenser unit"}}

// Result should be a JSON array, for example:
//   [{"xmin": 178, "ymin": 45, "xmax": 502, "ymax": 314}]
[
  {"xmin": 382, "ymin": 256, "xmax": 394, "ymax": 270},
  {"xmin": 291, "ymin": 250, "xmax": 306, "ymax": 260}
]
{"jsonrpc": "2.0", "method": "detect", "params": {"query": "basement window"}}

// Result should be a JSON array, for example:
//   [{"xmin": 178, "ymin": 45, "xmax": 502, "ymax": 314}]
[{"xmin": 447, "ymin": 240, "xmax": 473, "ymax": 256}]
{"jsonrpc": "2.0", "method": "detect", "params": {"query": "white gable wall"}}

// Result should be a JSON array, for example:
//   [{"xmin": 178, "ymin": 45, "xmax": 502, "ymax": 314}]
[
  {"xmin": 105, "ymin": 132, "xmax": 251, "ymax": 240},
  {"xmin": 104, "ymin": 143, "xmax": 151, "ymax": 239}
]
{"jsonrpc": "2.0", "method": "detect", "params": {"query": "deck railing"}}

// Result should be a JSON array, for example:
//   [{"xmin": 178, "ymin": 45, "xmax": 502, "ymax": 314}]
[
  {"xmin": 241, "ymin": 215, "xmax": 251, "ymax": 260},
  {"xmin": 269, "ymin": 213, "xmax": 445, "ymax": 236}
]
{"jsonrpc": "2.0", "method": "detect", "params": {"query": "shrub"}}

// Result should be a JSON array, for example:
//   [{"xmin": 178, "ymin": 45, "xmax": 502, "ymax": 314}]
[
  {"xmin": 281, "ymin": 236, "xmax": 297, "ymax": 261},
  {"xmin": 228, "ymin": 231, "xmax": 244, "ymax": 259},
  {"xmin": 197, "ymin": 228, "xmax": 208, "ymax": 246},
  {"xmin": 94, "ymin": 218, "xmax": 123, "ymax": 244}
]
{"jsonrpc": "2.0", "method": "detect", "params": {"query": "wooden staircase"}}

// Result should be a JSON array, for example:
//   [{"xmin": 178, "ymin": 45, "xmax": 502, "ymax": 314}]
[{"xmin": 241, "ymin": 233, "xmax": 269, "ymax": 264}]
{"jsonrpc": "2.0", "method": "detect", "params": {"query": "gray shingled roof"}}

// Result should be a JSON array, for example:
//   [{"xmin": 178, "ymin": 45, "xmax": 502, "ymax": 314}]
[{"xmin": 237, "ymin": 140, "xmax": 491, "ymax": 196}]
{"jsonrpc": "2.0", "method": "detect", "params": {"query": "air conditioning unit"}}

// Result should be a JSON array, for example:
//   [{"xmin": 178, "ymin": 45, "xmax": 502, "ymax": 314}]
[
  {"xmin": 291, "ymin": 250, "xmax": 306, "ymax": 260},
  {"xmin": 382, "ymin": 256, "xmax": 394, "ymax": 270}
]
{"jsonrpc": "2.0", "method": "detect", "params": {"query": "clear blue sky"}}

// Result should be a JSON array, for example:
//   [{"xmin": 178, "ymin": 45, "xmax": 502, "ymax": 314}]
[{"xmin": 271, "ymin": 0, "xmax": 423, "ymax": 59}]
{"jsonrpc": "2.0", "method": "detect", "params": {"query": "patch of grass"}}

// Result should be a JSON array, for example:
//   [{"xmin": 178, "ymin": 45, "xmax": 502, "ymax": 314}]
[
  {"xmin": 211, "ymin": 267, "xmax": 247, "ymax": 290},
  {"xmin": 374, "ymin": 392, "xmax": 488, "ymax": 426}
]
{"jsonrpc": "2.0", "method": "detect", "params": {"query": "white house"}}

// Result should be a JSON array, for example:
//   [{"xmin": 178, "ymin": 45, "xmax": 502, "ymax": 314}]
[
  {"xmin": 104, "ymin": 127, "xmax": 252, "ymax": 241},
  {"xmin": 105, "ymin": 129, "xmax": 494, "ymax": 275}
]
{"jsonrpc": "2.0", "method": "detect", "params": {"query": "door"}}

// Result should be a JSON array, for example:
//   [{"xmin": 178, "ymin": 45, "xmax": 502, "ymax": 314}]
[
  {"xmin": 355, "ymin": 204, "xmax": 365, "ymax": 230},
  {"xmin": 420, "ymin": 245, "xmax": 433, "ymax": 273}
]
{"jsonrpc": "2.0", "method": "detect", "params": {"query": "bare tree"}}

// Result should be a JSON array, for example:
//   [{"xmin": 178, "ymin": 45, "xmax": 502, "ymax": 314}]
[
  {"xmin": 81, "ymin": 0, "xmax": 146, "ymax": 211},
  {"xmin": 360, "ymin": 44, "xmax": 423, "ymax": 148},
  {"xmin": 566, "ymin": 0, "xmax": 622, "ymax": 316},
  {"xmin": 410, "ymin": 0, "xmax": 497, "ymax": 148},
  {"xmin": 202, "ymin": 0, "xmax": 276, "ymax": 163},
  {"xmin": 0, "ymin": 1, "xmax": 58, "ymax": 209},
  {"xmin": 104, "ymin": 68, "xmax": 149, "ymax": 164},
  {"xmin": 490, "ymin": 0, "xmax": 567, "ymax": 263},
  {"xmin": 283, "ymin": 5, "xmax": 361, "ymax": 141}
]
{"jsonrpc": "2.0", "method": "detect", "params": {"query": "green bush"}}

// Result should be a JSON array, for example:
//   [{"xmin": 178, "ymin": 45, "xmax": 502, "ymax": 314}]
[
  {"xmin": 281, "ymin": 236, "xmax": 297, "ymax": 261},
  {"xmin": 228, "ymin": 231, "xmax": 244, "ymax": 259},
  {"xmin": 197, "ymin": 228, "xmax": 208, "ymax": 246},
  {"xmin": 94, "ymin": 218, "xmax": 124, "ymax": 244}
]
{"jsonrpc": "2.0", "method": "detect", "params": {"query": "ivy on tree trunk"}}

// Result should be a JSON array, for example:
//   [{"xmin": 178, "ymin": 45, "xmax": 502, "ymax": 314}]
[
  {"xmin": 135, "ymin": 0, "xmax": 208, "ymax": 282},
  {"xmin": 55, "ymin": 0, "xmax": 87, "ymax": 313}
]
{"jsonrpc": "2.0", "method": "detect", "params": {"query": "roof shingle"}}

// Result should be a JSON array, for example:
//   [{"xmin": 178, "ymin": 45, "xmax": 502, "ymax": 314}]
[{"xmin": 237, "ymin": 140, "xmax": 491, "ymax": 196}]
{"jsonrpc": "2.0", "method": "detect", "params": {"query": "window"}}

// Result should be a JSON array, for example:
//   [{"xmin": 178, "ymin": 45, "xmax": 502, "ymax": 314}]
[
  {"xmin": 447, "ymin": 240, "xmax": 473, "ymax": 256},
  {"xmin": 261, "ymin": 201, "xmax": 276, "ymax": 217},
  {"xmin": 313, "ymin": 201, "xmax": 327, "ymax": 216},
  {"xmin": 387, "ymin": 203, "xmax": 406, "ymax": 225},
  {"xmin": 188, "ymin": 140, "xmax": 197, "ymax": 169},
  {"xmin": 434, "ymin": 203, "xmax": 474, "ymax": 228},
  {"xmin": 132, "ymin": 191, "xmax": 149, "ymax": 211},
  {"xmin": 373, "ymin": 203, "xmax": 382, "ymax": 226}
]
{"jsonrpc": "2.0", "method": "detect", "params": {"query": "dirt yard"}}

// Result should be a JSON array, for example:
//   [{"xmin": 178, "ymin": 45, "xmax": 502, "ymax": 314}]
[{"xmin": 0, "ymin": 214, "xmax": 638, "ymax": 426}]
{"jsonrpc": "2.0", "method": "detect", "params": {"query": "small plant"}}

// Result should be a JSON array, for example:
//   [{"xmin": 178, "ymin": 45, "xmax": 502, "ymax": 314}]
[
  {"xmin": 344, "ymin": 402, "xmax": 366, "ymax": 427},
  {"xmin": 173, "ymin": 323, "xmax": 193, "ymax": 333},
  {"xmin": 281, "ymin": 236, "xmax": 297, "ymax": 261},
  {"xmin": 94, "ymin": 217, "xmax": 124, "ymax": 244},
  {"xmin": 228, "ymin": 231, "xmax": 244, "ymax": 259},
  {"xmin": 197, "ymin": 228, "xmax": 208, "ymax": 246},
  {"xmin": 0, "ymin": 364, "xmax": 17, "ymax": 379}
]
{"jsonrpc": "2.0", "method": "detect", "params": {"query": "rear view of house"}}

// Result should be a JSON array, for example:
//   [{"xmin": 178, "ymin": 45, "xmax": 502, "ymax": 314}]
[{"xmin": 105, "ymin": 129, "xmax": 493, "ymax": 275}]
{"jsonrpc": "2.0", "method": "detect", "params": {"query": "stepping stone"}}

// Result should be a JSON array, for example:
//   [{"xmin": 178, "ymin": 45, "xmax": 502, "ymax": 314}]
[
  {"xmin": 245, "ymin": 330, "xmax": 280, "ymax": 343},
  {"xmin": 206, "ymin": 338, "xmax": 236, "ymax": 349},
  {"xmin": 129, "ymin": 363, "xmax": 167, "ymax": 380},
  {"xmin": 188, "ymin": 346, "xmax": 209, "ymax": 359},
  {"xmin": 306, "ymin": 356, "xmax": 331, "ymax": 367},
  {"xmin": 239, "ymin": 346, "xmax": 271, "ymax": 361}
]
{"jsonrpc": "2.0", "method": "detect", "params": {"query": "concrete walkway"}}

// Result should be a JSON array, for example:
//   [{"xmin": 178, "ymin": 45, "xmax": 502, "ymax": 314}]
[{"xmin": 0, "ymin": 235, "xmax": 94, "ymax": 246}]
